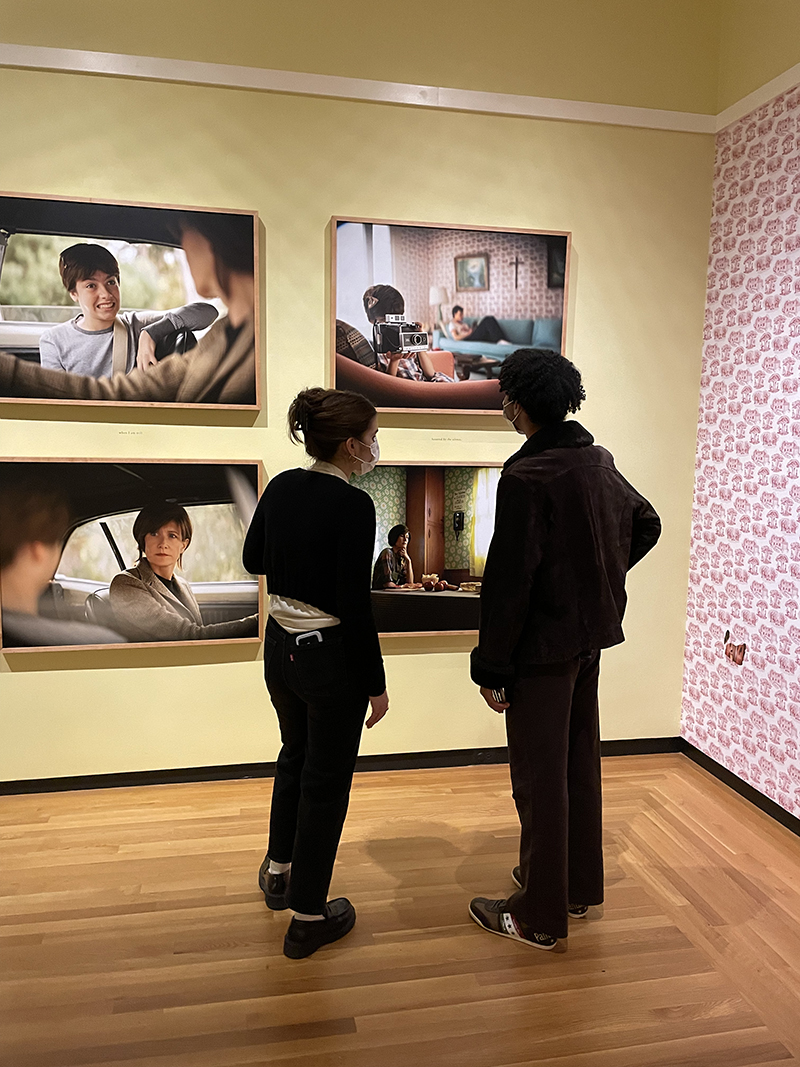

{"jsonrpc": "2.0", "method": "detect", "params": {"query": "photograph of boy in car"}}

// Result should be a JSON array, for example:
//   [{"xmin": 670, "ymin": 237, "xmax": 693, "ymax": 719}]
[
  {"xmin": 0, "ymin": 204, "xmax": 258, "ymax": 406},
  {"xmin": 0, "ymin": 475, "xmax": 124, "ymax": 649},
  {"xmin": 39, "ymin": 243, "xmax": 218, "ymax": 378}
]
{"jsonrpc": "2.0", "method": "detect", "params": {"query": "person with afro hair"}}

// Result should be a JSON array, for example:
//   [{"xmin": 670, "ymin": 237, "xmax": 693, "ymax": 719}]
[{"xmin": 468, "ymin": 347, "xmax": 661, "ymax": 951}]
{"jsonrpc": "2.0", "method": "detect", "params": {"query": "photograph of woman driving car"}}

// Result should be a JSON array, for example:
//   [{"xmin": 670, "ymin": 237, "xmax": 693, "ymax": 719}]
[
  {"xmin": 109, "ymin": 502, "xmax": 258, "ymax": 642},
  {"xmin": 242, "ymin": 387, "xmax": 389, "ymax": 960}
]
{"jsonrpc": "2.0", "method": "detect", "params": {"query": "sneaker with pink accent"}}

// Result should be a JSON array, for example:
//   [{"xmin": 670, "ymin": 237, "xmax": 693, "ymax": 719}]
[{"xmin": 469, "ymin": 897, "xmax": 558, "ymax": 950}]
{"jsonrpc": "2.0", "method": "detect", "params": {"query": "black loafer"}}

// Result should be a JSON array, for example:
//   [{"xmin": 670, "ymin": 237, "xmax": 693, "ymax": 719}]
[
  {"xmin": 283, "ymin": 897, "xmax": 356, "ymax": 959},
  {"xmin": 257, "ymin": 856, "xmax": 290, "ymax": 910}
]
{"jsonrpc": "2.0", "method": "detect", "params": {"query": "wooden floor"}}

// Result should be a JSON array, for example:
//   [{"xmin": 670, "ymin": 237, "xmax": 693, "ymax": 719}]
[{"xmin": 2, "ymin": 754, "xmax": 800, "ymax": 1067}]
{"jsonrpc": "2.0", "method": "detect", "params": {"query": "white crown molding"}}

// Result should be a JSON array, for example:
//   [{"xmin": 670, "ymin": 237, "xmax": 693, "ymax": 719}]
[
  {"xmin": 0, "ymin": 42, "xmax": 716, "ymax": 134},
  {"xmin": 715, "ymin": 60, "xmax": 800, "ymax": 131}
]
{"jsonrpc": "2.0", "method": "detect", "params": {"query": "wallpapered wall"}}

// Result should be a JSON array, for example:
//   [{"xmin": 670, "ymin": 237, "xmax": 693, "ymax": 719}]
[
  {"xmin": 392, "ymin": 227, "xmax": 565, "ymax": 326},
  {"xmin": 444, "ymin": 467, "xmax": 476, "ymax": 571},
  {"xmin": 682, "ymin": 84, "xmax": 800, "ymax": 817},
  {"xmin": 356, "ymin": 466, "xmax": 407, "ymax": 569}
]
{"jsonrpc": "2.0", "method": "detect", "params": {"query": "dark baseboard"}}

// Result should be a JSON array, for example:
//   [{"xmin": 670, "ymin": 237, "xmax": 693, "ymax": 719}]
[
  {"xmin": 355, "ymin": 747, "xmax": 510, "ymax": 772},
  {"xmin": 0, "ymin": 738, "xmax": 680, "ymax": 796},
  {"xmin": 0, "ymin": 762, "xmax": 278, "ymax": 795},
  {"xmin": 679, "ymin": 739, "xmax": 800, "ymax": 839},
  {"xmin": 601, "ymin": 737, "xmax": 683, "ymax": 756}
]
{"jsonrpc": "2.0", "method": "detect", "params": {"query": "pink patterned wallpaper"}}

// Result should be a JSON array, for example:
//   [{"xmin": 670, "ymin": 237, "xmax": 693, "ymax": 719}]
[
  {"xmin": 682, "ymin": 85, "xmax": 800, "ymax": 817},
  {"xmin": 392, "ymin": 226, "xmax": 565, "ymax": 325}
]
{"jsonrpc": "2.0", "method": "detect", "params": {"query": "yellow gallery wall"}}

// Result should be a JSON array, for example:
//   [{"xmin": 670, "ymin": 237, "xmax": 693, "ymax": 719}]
[{"xmin": 0, "ymin": 63, "xmax": 713, "ymax": 780}]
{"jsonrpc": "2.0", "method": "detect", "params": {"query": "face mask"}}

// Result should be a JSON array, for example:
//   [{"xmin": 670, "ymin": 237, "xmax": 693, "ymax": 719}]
[
  {"xmin": 502, "ymin": 398, "xmax": 522, "ymax": 430},
  {"xmin": 351, "ymin": 436, "xmax": 380, "ymax": 475}
]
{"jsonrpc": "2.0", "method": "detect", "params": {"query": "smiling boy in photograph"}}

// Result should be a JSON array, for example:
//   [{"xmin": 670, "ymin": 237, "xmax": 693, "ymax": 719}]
[{"xmin": 38, "ymin": 243, "xmax": 218, "ymax": 378}]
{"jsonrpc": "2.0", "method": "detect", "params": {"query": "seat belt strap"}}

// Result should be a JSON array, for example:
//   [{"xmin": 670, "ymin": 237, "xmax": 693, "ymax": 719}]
[{"xmin": 111, "ymin": 317, "xmax": 128, "ymax": 375}]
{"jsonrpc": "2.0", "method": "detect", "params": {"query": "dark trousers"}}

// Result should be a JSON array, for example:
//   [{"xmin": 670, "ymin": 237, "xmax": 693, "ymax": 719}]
[
  {"xmin": 264, "ymin": 619, "xmax": 368, "ymax": 914},
  {"xmin": 505, "ymin": 650, "xmax": 604, "ymax": 939},
  {"xmin": 467, "ymin": 316, "xmax": 504, "ymax": 342}
]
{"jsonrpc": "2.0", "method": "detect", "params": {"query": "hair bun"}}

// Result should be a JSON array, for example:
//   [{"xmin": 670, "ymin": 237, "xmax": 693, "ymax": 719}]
[
  {"xmin": 286, "ymin": 388, "xmax": 376, "ymax": 460},
  {"xmin": 287, "ymin": 388, "xmax": 324, "ymax": 443}
]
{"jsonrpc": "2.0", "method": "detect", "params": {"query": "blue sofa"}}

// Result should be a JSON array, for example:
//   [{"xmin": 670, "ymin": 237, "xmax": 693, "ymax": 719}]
[{"xmin": 432, "ymin": 316, "xmax": 563, "ymax": 363}]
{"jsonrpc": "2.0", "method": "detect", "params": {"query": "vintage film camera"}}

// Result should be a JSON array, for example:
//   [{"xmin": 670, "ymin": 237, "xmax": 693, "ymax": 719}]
[{"xmin": 372, "ymin": 314, "xmax": 429, "ymax": 355}]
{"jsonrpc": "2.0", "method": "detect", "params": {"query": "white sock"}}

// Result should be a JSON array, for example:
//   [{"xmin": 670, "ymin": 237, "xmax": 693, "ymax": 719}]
[
  {"xmin": 293, "ymin": 911, "xmax": 324, "ymax": 922},
  {"xmin": 268, "ymin": 859, "xmax": 291, "ymax": 875}
]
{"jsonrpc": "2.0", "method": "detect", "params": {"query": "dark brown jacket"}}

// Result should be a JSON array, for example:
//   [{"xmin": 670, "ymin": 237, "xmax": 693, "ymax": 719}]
[{"xmin": 470, "ymin": 421, "xmax": 661, "ymax": 688}]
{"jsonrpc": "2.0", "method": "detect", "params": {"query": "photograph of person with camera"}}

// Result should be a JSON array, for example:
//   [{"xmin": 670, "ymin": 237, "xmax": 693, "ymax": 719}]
[{"xmin": 364, "ymin": 284, "xmax": 455, "ymax": 383}]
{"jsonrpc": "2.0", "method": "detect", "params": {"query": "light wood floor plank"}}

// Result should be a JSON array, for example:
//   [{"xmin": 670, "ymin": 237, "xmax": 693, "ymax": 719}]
[{"xmin": 1, "ymin": 755, "xmax": 799, "ymax": 1067}]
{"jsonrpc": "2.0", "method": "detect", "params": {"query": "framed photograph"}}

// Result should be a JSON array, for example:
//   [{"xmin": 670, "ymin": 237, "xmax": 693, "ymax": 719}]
[
  {"xmin": 356, "ymin": 461, "xmax": 502, "ymax": 635},
  {"xmin": 0, "ymin": 192, "xmax": 260, "ymax": 412},
  {"xmin": 0, "ymin": 459, "xmax": 262, "ymax": 654},
  {"xmin": 455, "ymin": 253, "xmax": 489, "ymax": 292},
  {"xmin": 331, "ymin": 216, "xmax": 571, "ymax": 414}
]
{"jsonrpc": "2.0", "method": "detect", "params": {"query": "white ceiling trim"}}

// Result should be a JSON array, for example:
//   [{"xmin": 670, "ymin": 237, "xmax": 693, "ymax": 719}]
[
  {"xmin": 715, "ymin": 60, "xmax": 800, "ymax": 131},
  {"xmin": 0, "ymin": 42, "xmax": 716, "ymax": 134}
]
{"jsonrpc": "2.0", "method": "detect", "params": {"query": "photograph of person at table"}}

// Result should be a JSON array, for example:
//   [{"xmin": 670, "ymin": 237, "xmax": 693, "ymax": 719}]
[{"xmin": 371, "ymin": 524, "xmax": 423, "ymax": 590}]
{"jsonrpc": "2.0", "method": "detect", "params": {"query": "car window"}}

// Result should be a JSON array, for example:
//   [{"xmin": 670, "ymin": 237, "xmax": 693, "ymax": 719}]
[
  {"xmin": 57, "ymin": 504, "xmax": 253, "ymax": 584},
  {"xmin": 0, "ymin": 234, "xmax": 202, "ymax": 320}
]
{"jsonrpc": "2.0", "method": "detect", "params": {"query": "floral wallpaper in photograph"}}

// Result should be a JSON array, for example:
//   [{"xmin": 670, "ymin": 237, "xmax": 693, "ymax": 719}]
[
  {"xmin": 391, "ymin": 226, "xmax": 565, "ymax": 326},
  {"xmin": 355, "ymin": 466, "xmax": 407, "ymax": 567},
  {"xmin": 681, "ymin": 83, "xmax": 800, "ymax": 818},
  {"xmin": 444, "ymin": 467, "xmax": 475, "ymax": 571}
]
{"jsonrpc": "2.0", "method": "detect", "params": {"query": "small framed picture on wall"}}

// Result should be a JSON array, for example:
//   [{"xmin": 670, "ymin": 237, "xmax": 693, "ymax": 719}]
[
  {"xmin": 454, "ymin": 253, "xmax": 490, "ymax": 292},
  {"xmin": 546, "ymin": 235, "xmax": 567, "ymax": 289}
]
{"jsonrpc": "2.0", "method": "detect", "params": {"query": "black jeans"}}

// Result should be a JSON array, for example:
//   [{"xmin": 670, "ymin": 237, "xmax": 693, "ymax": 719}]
[
  {"xmin": 467, "ymin": 316, "xmax": 504, "ymax": 343},
  {"xmin": 264, "ymin": 618, "xmax": 368, "ymax": 914},
  {"xmin": 505, "ymin": 650, "xmax": 604, "ymax": 939}
]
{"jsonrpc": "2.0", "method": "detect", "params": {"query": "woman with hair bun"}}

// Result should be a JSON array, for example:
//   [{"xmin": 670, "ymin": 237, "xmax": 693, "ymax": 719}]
[{"xmin": 243, "ymin": 387, "xmax": 389, "ymax": 959}]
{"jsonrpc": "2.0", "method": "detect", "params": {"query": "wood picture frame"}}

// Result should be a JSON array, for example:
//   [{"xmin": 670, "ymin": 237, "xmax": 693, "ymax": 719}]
[
  {"xmin": 0, "ymin": 191, "xmax": 261, "ymax": 415},
  {"xmin": 0, "ymin": 458, "xmax": 264, "ymax": 655},
  {"xmin": 330, "ymin": 215, "xmax": 571, "ymax": 416},
  {"xmin": 454, "ymin": 253, "xmax": 489, "ymax": 292}
]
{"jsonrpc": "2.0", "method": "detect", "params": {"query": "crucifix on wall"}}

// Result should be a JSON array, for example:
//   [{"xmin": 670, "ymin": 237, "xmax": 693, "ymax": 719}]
[{"xmin": 509, "ymin": 255, "xmax": 524, "ymax": 289}]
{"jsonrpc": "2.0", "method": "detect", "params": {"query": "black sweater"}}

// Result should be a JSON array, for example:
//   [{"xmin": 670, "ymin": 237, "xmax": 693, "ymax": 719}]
[{"xmin": 242, "ymin": 468, "xmax": 385, "ymax": 696}]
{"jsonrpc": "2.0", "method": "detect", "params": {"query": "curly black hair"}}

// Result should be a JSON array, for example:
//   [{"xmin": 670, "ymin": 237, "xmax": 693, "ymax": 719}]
[{"xmin": 498, "ymin": 349, "xmax": 585, "ymax": 426}]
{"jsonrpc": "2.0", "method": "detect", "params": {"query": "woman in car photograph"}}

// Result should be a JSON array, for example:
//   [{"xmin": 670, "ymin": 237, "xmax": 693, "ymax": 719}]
[
  {"xmin": 242, "ymin": 387, "xmax": 388, "ymax": 960},
  {"xmin": 109, "ymin": 502, "xmax": 258, "ymax": 642},
  {"xmin": 0, "ymin": 213, "xmax": 256, "ymax": 406}
]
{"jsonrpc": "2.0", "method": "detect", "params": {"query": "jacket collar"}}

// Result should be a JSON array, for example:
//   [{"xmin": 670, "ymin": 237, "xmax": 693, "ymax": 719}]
[
  {"xmin": 503, "ymin": 420, "xmax": 594, "ymax": 470},
  {"xmin": 134, "ymin": 558, "xmax": 181, "ymax": 594}
]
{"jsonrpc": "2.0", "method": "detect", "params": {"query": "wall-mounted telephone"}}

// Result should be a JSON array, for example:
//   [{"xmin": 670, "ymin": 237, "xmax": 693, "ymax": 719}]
[{"xmin": 453, "ymin": 511, "xmax": 465, "ymax": 540}]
